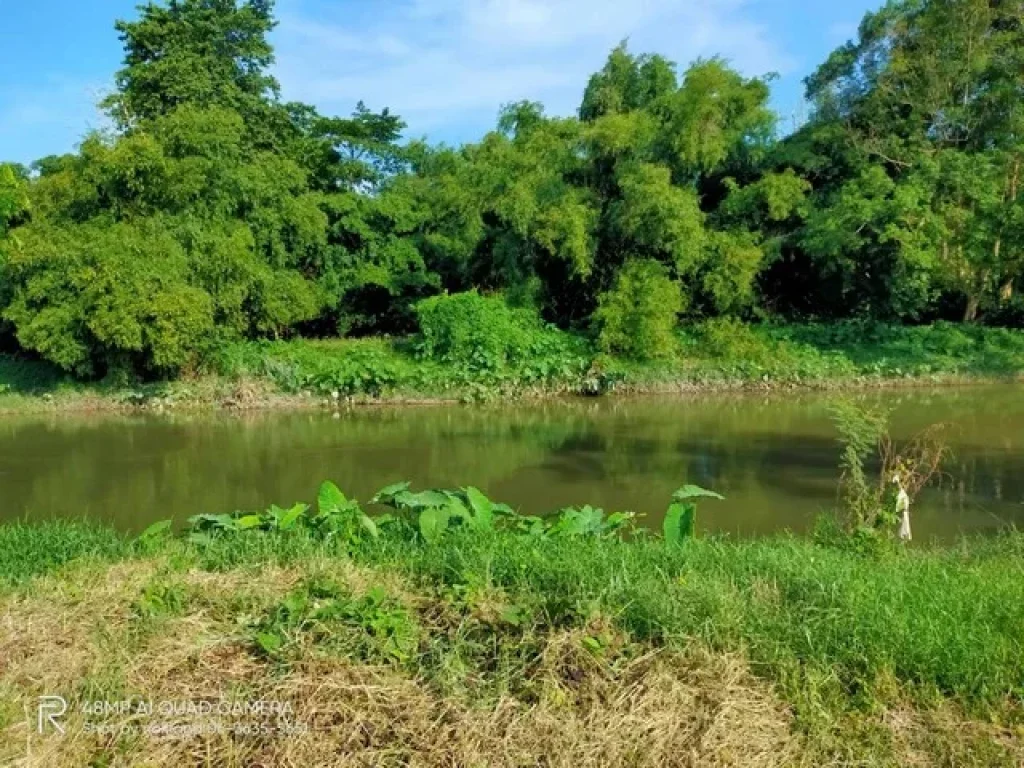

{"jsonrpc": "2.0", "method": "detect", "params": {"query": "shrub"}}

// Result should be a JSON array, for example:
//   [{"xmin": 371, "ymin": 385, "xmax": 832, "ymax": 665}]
[
  {"xmin": 227, "ymin": 338, "xmax": 412, "ymax": 397},
  {"xmin": 690, "ymin": 316, "xmax": 773, "ymax": 361},
  {"xmin": 2, "ymin": 220, "xmax": 216, "ymax": 376},
  {"xmin": 594, "ymin": 259, "xmax": 681, "ymax": 360},
  {"xmin": 415, "ymin": 291, "xmax": 543, "ymax": 371}
]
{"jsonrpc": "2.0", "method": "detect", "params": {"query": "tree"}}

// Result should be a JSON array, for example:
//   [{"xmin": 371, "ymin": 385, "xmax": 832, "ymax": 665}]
[
  {"xmin": 103, "ymin": 0, "xmax": 284, "ymax": 143},
  {"xmin": 595, "ymin": 259, "xmax": 682, "ymax": 360},
  {"xmin": 302, "ymin": 101, "xmax": 407, "ymax": 194},
  {"xmin": 579, "ymin": 46, "xmax": 780, "ymax": 320},
  {"xmin": 0, "ymin": 164, "xmax": 28, "ymax": 237},
  {"xmin": 579, "ymin": 43, "xmax": 677, "ymax": 122},
  {"xmin": 3, "ymin": 220, "xmax": 215, "ymax": 374},
  {"xmin": 803, "ymin": 0, "xmax": 1024, "ymax": 321},
  {"xmin": 0, "ymin": 1, "xmax": 340, "ymax": 373}
]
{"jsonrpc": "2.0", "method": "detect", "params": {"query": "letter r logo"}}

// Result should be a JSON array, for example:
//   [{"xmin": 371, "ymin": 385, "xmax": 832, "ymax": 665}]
[{"xmin": 37, "ymin": 696, "xmax": 67, "ymax": 734}]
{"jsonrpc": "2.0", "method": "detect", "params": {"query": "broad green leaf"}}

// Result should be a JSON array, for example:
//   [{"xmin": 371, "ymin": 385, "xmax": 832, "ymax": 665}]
[
  {"xmin": 277, "ymin": 503, "xmax": 308, "ymax": 531},
  {"xmin": 186, "ymin": 513, "xmax": 234, "ymax": 532},
  {"xmin": 318, "ymin": 481, "xmax": 348, "ymax": 515},
  {"xmin": 255, "ymin": 631, "xmax": 284, "ymax": 655},
  {"xmin": 393, "ymin": 489, "xmax": 449, "ymax": 510},
  {"xmin": 664, "ymin": 502, "xmax": 696, "ymax": 544},
  {"xmin": 282, "ymin": 592, "xmax": 307, "ymax": 616},
  {"xmin": 370, "ymin": 481, "xmax": 410, "ymax": 504},
  {"xmin": 605, "ymin": 511, "xmax": 636, "ymax": 533},
  {"xmin": 672, "ymin": 484, "xmax": 725, "ymax": 502},
  {"xmin": 444, "ymin": 496, "xmax": 471, "ymax": 525},
  {"xmin": 550, "ymin": 505, "xmax": 605, "ymax": 537},
  {"xmin": 418, "ymin": 506, "xmax": 450, "ymax": 544},
  {"xmin": 235, "ymin": 514, "xmax": 265, "ymax": 530},
  {"xmin": 137, "ymin": 519, "xmax": 172, "ymax": 542},
  {"xmin": 500, "ymin": 605, "xmax": 526, "ymax": 627},
  {"xmin": 358, "ymin": 513, "xmax": 379, "ymax": 539},
  {"xmin": 463, "ymin": 486, "xmax": 494, "ymax": 530}
]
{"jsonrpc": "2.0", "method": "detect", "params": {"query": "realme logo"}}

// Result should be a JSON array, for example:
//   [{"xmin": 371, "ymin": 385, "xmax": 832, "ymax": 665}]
[{"xmin": 37, "ymin": 696, "xmax": 67, "ymax": 734}]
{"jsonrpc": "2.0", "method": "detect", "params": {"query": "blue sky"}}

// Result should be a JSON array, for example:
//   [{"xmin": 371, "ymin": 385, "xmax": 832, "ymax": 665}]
[{"xmin": 0, "ymin": 0, "xmax": 878, "ymax": 165}]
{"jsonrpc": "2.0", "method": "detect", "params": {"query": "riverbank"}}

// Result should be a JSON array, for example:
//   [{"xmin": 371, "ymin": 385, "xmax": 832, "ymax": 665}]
[
  {"xmin": 1, "ymin": 493, "xmax": 1022, "ymax": 767},
  {"xmin": 2, "ymin": 321, "xmax": 1024, "ymax": 414}
]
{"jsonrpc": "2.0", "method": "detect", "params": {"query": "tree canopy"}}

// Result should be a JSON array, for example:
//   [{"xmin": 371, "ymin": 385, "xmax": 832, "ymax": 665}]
[{"xmin": 1, "ymin": 0, "xmax": 1021, "ymax": 376}]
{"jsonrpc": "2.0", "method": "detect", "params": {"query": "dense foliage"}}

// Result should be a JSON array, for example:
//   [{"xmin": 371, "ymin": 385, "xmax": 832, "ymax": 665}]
[{"xmin": 1, "ymin": 0, "xmax": 1023, "ymax": 379}]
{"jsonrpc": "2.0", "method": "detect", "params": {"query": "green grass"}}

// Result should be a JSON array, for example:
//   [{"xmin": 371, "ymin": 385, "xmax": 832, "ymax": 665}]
[
  {"xmin": 3, "ymin": 508, "xmax": 1023, "ymax": 765},
  {"xmin": 6, "ymin": 516, "xmax": 1023, "ymax": 718},
  {"xmin": 348, "ymin": 532, "xmax": 1024, "ymax": 716},
  {"xmin": 0, "ymin": 519, "xmax": 128, "ymax": 585},
  {"xmin": 5, "ymin": 320, "xmax": 1024, "ymax": 410}
]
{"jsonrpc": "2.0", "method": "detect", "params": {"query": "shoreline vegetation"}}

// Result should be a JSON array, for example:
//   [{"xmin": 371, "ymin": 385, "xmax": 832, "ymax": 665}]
[
  {"xmin": 3, "ymin": 0, "xmax": 1024, "ymax": 418},
  {"xmin": 2, "ymin": 482, "xmax": 1023, "ymax": 766},
  {"xmin": 1, "ymin": 320, "xmax": 1024, "ymax": 414}
]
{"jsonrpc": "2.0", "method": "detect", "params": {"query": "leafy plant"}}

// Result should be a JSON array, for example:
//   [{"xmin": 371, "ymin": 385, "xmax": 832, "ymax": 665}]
[
  {"xmin": 828, "ymin": 400, "xmax": 948, "ymax": 545},
  {"xmin": 185, "ymin": 482, "xmax": 377, "ymax": 549},
  {"xmin": 187, "ymin": 503, "xmax": 310, "ymax": 536},
  {"xmin": 595, "ymin": 260, "xmax": 682, "ymax": 361},
  {"xmin": 183, "ymin": 480, "xmax": 722, "ymax": 549},
  {"xmin": 546, "ymin": 505, "xmax": 636, "ymax": 538},
  {"xmin": 371, "ymin": 482, "xmax": 514, "ymax": 543},
  {"xmin": 312, "ymin": 481, "xmax": 378, "ymax": 544},
  {"xmin": 253, "ymin": 580, "xmax": 418, "ymax": 664},
  {"xmin": 416, "ymin": 292, "xmax": 532, "ymax": 370},
  {"xmin": 830, "ymin": 400, "xmax": 891, "ymax": 532},
  {"xmin": 137, "ymin": 519, "xmax": 172, "ymax": 543},
  {"xmin": 133, "ymin": 581, "xmax": 187, "ymax": 619},
  {"xmin": 663, "ymin": 485, "xmax": 724, "ymax": 544}
]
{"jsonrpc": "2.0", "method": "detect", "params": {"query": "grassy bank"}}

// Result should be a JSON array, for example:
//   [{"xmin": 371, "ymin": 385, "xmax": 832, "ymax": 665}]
[
  {"xmin": 2, "ymin": 320, "xmax": 1023, "ymax": 413},
  {"xmin": 2, "ymin": 483, "xmax": 1023, "ymax": 766}
]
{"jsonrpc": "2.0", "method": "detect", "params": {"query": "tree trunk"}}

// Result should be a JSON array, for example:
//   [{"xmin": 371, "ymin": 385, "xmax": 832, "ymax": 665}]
[{"xmin": 964, "ymin": 294, "xmax": 980, "ymax": 322}]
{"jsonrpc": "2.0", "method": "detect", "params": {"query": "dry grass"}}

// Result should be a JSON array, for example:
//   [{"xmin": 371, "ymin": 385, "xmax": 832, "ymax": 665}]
[
  {"xmin": 0, "ymin": 556, "xmax": 1017, "ymax": 767},
  {"xmin": 885, "ymin": 705, "xmax": 1024, "ymax": 768}
]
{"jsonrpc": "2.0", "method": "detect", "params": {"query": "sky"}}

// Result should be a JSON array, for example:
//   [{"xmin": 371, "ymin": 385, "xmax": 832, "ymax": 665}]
[{"xmin": 0, "ymin": 0, "xmax": 879, "ymax": 165}]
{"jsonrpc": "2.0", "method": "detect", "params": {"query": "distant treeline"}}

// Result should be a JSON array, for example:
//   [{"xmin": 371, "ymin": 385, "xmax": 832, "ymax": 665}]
[{"xmin": 0, "ymin": 0, "xmax": 1022, "ymax": 377}]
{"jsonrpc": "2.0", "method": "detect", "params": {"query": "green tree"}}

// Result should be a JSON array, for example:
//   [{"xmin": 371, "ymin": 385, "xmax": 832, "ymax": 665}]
[
  {"xmin": 0, "ymin": 164, "xmax": 29, "ymax": 237},
  {"xmin": 595, "ymin": 259, "xmax": 682, "ymax": 360},
  {"xmin": 103, "ymin": 0, "xmax": 286, "ymax": 145},
  {"xmin": 803, "ymin": 0, "xmax": 1024, "ymax": 321},
  {"xmin": 0, "ymin": 1, "xmax": 345, "ymax": 373},
  {"xmin": 3, "ymin": 221, "xmax": 215, "ymax": 374}
]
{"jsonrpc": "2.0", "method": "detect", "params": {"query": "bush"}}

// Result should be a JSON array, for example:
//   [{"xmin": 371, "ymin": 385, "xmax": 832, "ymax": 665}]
[
  {"xmin": 415, "ymin": 291, "xmax": 543, "ymax": 371},
  {"xmin": 2, "ymin": 220, "xmax": 216, "ymax": 376},
  {"xmin": 217, "ymin": 338, "xmax": 413, "ymax": 397},
  {"xmin": 595, "ymin": 260, "xmax": 681, "ymax": 360},
  {"xmin": 690, "ymin": 317, "xmax": 773, "ymax": 361}
]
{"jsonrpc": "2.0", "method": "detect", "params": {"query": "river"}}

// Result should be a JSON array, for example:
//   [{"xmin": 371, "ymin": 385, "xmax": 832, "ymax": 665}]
[{"xmin": 1, "ymin": 384, "xmax": 1021, "ymax": 539}]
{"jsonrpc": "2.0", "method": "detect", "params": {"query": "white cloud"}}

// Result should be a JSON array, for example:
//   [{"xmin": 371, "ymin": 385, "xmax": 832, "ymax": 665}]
[
  {"xmin": 0, "ymin": 77, "xmax": 110, "ymax": 161},
  {"xmin": 273, "ymin": 0, "xmax": 797, "ymax": 139},
  {"xmin": 0, "ymin": 0, "xmax": 798, "ymax": 162}
]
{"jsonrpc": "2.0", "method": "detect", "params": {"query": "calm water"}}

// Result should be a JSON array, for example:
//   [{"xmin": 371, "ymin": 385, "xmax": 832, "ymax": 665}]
[{"xmin": 1, "ymin": 385, "xmax": 1022, "ymax": 539}]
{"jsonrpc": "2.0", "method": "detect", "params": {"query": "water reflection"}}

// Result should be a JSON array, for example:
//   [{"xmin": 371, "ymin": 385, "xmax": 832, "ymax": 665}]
[{"xmin": 0, "ymin": 385, "xmax": 1022, "ymax": 539}]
